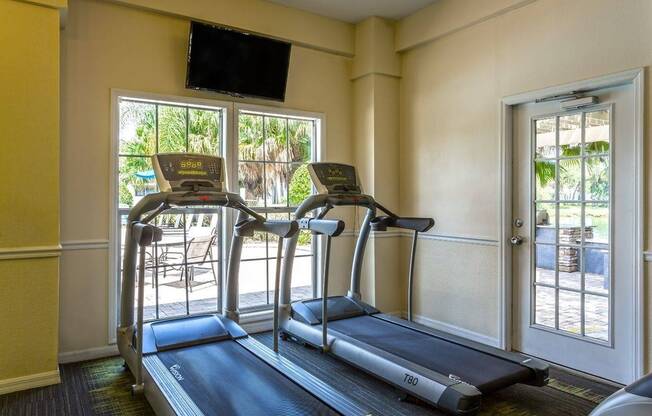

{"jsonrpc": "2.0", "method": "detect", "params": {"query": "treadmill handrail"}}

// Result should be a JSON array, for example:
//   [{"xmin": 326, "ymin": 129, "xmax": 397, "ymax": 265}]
[
  {"xmin": 298, "ymin": 218, "xmax": 345, "ymax": 237},
  {"xmin": 120, "ymin": 190, "xmax": 264, "ymax": 328},
  {"xmin": 370, "ymin": 216, "xmax": 435, "ymax": 233}
]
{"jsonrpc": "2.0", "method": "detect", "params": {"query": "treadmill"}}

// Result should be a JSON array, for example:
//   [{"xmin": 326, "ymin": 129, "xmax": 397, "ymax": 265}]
[
  {"xmin": 278, "ymin": 162, "xmax": 549, "ymax": 415},
  {"xmin": 117, "ymin": 153, "xmax": 371, "ymax": 416}
]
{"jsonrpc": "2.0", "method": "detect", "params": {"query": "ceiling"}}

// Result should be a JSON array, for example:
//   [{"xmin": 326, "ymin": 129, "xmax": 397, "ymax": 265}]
[{"xmin": 267, "ymin": 0, "xmax": 438, "ymax": 23}]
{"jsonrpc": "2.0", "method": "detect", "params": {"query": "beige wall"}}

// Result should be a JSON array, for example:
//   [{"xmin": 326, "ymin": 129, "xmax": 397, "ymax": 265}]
[
  {"xmin": 59, "ymin": 0, "xmax": 355, "ymax": 354},
  {"xmin": 399, "ymin": 0, "xmax": 652, "ymax": 354},
  {"xmin": 0, "ymin": 0, "xmax": 62, "ymax": 389},
  {"xmin": 56, "ymin": 0, "xmax": 652, "ymax": 373}
]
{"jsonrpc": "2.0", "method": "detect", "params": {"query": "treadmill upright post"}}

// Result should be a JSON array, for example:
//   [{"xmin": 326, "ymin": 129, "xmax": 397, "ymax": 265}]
[
  {"xmin": 349, "ymin": 209, "xmax": 375, "ymax": 299},
  {"xmin": 273, "ymin": 239, "xmax": 284, "ymax": 353},
  {"xmin": 134, "ymin": 237, "xmax": 146, "ymax": 394},
  {"xmin": 321, "ymin": 235, "xmax": 332, "ymax": 353},
  {"xmin": 407, "ymin": 230, "xmax": 419, "ymax": 322}
]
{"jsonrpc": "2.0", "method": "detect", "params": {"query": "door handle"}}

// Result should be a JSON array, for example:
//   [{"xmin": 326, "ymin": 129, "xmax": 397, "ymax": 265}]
[{"xmin": 510, "ymin": 235, "xmax": 524, "ymax": 246}]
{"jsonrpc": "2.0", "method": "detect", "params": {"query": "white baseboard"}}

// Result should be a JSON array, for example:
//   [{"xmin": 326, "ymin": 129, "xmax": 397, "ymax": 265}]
[
  {"xmin": 58, "ymin": 345, "xmax": 119, "ymax": 364},
  {"xmin": 401, "ymin": 311, "xmax": 501, "ymax": 348},
  {"xmin": 240, "ymin": 310, "xmax": 274, "ymax": 334},
  {"xmin": 0, "ymin": 370, "xmax": 60, "ymax": 395}
]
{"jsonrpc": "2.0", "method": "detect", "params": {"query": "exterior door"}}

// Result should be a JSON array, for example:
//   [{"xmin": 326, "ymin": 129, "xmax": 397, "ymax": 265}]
[{"xmin": 512, "ymin": 84, "xmax": 636, "ymax": 383}]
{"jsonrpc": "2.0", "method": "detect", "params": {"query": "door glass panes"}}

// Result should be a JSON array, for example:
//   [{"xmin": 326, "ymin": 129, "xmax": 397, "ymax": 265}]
[
  {"xmin": 238, "ymin": 111, "xmax": 317, "ymax": 309},
  {"xmin": 532, "ymin": 108, "xmax": 611, "ymax": 343},
  {"xmin": 535, "ymin": 117, "xmax": 556, "ymax": 158},
  {"xmin": 535, "ymin": 160, "xmax": 556, "ymax": 200},
  {"xmin": 118, "ymin": 98, "xmax": 224, "ymax": 322}
]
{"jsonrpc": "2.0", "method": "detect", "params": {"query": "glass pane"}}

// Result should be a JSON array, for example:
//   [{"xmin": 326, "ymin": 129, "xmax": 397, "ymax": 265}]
[
  {"xmin": 558, "ymin": 203, "xmax": 581, "ymax": 244},
  {"xmin": 266, "ymin": 212, "xmax": 289, "ymax": 260},
  {"xmin": 535, "ymin": 202, "xmax": 556, "ymax": 230},
  {"xmin": 534, "ymin": 286, "xmax": 555, "ymax": 328},
  {"xmin": 291, "ymin": 255, "xmax": 313, "ymax": 301},
  {"xmin": 119, "ymin": 157, "xmax": 157, "ymax": 208},
  {"xmin": 242, "ymin": 231, "xmax": 266, "ymax": 260},
  {"xmin": 558, "ymin": 290, "xmax": 581, "ymax": 334},
  {"xmin": 239, "ymin": 114, "xmax": 264, "ymax": 161},
  {"xmin": 585, "ymin": 156, "xmax": 609, "ymax": 201},
  {"xmin": 158, "ymin": 105, "xmax": 187, "ymax": 153},
  {"xmin": 288, "ymin": 119, "xmax": 313, "ymax": 162},
  {"xmin": 154, "ymin": 220, "xmax": 192, "ymax": 320},
  {"xmin": 558, "ymin": 159, "xmax": 581, "ymax": 200},
  {"xmin": 119, "ymin": 101, "xmax": 156, "ymax": 155},
  {"xmin": 535, "ymin": 160, "xmax": 556, "ymax": 200},
  {"xmin": 558, "ymin": 246, "xmax": 580, "ymax": 279},
  {"xmin": 238, "ymin": 162, "xmax": 265, "ymax": 207},
  {"xmin": 186, "ymin": 218, "xmax": 220, "ymax": 315},
  {"xmin": 559, "ymin": 114, "xmax": 582, "ymax": 157},
  {"xmin": 267, "ymin": 257, "xmax": 278, "ymax": 304},
  {"xmin": 584, "ymin": 110, "xmax": 609, "ymax": 155},
  {"xmin": 266, "ymin": 163, "xmax": 289, "ymax": 207},
  {"xmin": 189, "ymin": 108, "xmax": 220, "ymax": 154},
  {"xmin": 585, "ymin": 294, "xmax": 609, "ymax": 341},
  {"xmin": 534, "ymin": 245, "xmax": 555, "ymax": 285},
  {"xmin": 289, "ymin": 164, "xmax": 311, "ymax": 207},
  {"xmin": 239, "ymin": 259, "xmax": 267, "ymax": 309},
  {"xmin": 535, "ymin": 117, "xmax": 556, "ymax": 158},
  {"xmin": 585, "ymin": 203, "xmax": 609, "ymax": 244},
  {"xmin": 264, "ymin": 117, "xmax": 288, "ymax": 162},
  {"xmin": 296, "ymin": 231, "xmax": 313, "ymax": 256},
  {"xmin": 584, "ymin": 248, "xmax": 609, "ymax": 295}
]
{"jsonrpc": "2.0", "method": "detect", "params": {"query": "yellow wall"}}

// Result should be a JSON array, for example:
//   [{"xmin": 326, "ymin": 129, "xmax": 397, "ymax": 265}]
[
  {"xmin": 399, "ymin": 0, "xmax": 652, "ymax": 356},
  {"xmin": 59, "ymin": 0, "xmax": 355, "ymax": 354},
  {"xmin": 0, "ymin": 0, "xmax": 61, "ymax": 388},
  {"xmin": 110, "ymin": 0, "xmax": 354, "ymax": 56}
]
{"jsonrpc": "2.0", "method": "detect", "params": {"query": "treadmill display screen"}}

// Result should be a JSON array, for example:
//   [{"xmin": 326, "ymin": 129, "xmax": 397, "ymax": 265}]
[
  {"xmin": 153, "ymin": 153, "xmax": 224, "ymax": 192},
  {"xmin": 309, "ymin": 163, "xmax": 361, "ymax": 194}
]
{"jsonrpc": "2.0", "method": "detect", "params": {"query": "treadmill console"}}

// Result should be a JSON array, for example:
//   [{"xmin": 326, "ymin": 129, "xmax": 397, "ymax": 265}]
[
  {"xmin": 308, "ymin": 162, "xmax": 361, "ymax": 195},
  {"xmin": 152, "ymin": 153, "xmax": 225, "ymax": 192}
]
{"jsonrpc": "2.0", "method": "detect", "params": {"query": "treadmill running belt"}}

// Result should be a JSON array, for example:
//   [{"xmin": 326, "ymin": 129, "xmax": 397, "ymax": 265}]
[
  {"xmin": 156, "ymin": 341, "xmax": 338, "ymax": 416},
  {"xmin": 329, "ymin": 316, "xmax": 532, "ymax": 393}
]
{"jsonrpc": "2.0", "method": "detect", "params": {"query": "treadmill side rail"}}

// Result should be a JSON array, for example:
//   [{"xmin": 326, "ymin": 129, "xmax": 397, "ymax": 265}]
[
  {"xmin": 237, "ymin": 337, "xmax": 372, "ymax": 416},
  {"xmin": 143, "ymin": 355, "xmax": 205, "ymax": 416}
]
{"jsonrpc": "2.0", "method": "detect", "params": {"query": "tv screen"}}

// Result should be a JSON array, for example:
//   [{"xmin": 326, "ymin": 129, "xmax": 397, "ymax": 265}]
[{"xmin": 186, "ymin": 21, "xmax": 291, "ymax": 102}]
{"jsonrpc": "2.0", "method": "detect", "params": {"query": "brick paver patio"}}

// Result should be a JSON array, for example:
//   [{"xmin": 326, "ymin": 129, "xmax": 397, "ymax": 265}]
[{"xmin": 535, "ymin": 268, "xmax": 609, "ymax": 341}]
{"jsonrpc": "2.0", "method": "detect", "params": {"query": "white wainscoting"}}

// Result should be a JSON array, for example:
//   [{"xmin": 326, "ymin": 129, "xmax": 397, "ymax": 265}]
[
  {"xmin": 385, "ymin": 310, "xmax": 501, "ymax": 348},
  {"xmin": 340, "ymin": 229, "xmax": 499, "ymax": 246},
  {"xmin": 61, "ymin": 239, "xmax": 109, "ymax": 251},
  {"xmin": 58, "ymin": 345, "xmax": 119, "ymax": 364}
]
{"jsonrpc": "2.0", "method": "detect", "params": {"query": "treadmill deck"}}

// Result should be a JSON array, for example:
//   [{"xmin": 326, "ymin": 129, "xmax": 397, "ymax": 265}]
[
  {"xmin": 151, "ymin": 341, "xmax": 338, "ymax": 416},
  {"xmin": 328, "ymin": 315, "xmax": 533, "ymax": 393}
]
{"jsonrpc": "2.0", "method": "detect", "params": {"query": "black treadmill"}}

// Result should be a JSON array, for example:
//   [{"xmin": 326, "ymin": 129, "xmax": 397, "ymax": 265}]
[
  {"xmin": 278, "ymin": 162, "xmax": 549, "ymax": 415},
  {"xmin": 117, "ymin": 153, "xmax": 371, "ymax": 416}
]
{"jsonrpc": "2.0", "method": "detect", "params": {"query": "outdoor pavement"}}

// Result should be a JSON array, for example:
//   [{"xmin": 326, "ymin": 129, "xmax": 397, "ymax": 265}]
[{"xmin": 535, "ymin": 268, "xmax": 609, "ymax": 341}]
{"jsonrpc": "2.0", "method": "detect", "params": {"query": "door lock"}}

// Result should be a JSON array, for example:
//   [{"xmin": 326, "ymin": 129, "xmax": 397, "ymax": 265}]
[{"xmin": 510, "ymin": 235, "xmax": 524, "ymax": 246}]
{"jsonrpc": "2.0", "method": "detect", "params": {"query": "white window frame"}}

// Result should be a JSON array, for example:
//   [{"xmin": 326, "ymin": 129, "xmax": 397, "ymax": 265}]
[
  {"xmin": 231, "ymin": 102, "xmax": 326, "ymax": 312},
  {"xmin": 108, "ymin": 90, "xmax": 324, "ymax": 342}
]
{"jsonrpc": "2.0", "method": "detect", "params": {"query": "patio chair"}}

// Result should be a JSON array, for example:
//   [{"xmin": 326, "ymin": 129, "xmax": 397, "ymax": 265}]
[{"xmin": 157, "ymin": 234, "xmax": 218, "ymax": 292}]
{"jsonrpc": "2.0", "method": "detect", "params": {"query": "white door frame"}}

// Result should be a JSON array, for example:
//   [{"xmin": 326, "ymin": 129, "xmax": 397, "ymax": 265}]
[{"xmin": 498, "ymin": 68, "xmax": 645, "ymax": 378}]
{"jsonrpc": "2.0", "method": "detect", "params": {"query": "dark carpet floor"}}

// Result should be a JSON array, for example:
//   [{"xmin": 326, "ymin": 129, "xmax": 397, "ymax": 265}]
[{"xmin": 0, "ymin": 332, "xmax": 618, "ymax": 416}]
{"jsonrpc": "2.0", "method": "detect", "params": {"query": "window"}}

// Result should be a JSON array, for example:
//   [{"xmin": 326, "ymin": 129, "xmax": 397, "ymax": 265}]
[
  {"xmin": 532, "ymin": 108, "xmax": 611, "ymax": 343},
  {"xmin": 111, "ymin": 93, "xmax": 322, "ymax": 329},
  {"xmin": 236, "ymin": 108, "xmax": 319, "ymax": 311}
]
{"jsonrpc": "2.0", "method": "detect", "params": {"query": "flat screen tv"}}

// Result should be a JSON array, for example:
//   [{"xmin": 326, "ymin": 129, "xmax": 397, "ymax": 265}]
[{"xmin": 186, "ymin": 21, "xmax": 292, "ymax": 102}]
